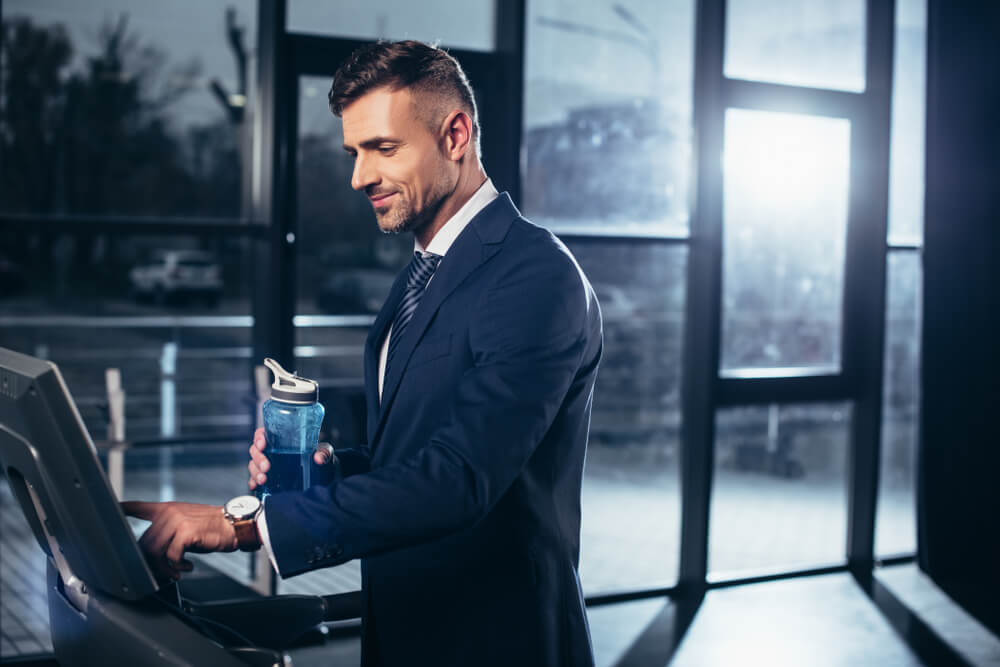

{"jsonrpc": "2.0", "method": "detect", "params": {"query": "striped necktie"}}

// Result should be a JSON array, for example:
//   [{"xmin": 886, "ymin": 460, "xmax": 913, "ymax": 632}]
[{"xmin": 385, "ymin": 251, "xmax": 442, "ymax": 375}]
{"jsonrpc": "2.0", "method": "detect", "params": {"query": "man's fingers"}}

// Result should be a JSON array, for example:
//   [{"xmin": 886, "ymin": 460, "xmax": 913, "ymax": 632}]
[
  {"xmin": 139, "ymin": 526, "xmax": 165, "ymax": 562},
  {"xmin": 120, "ymin": 501, "xmax": 158, "ymax": 521},
  {"xmin": 249, "ymin": 445, "xmax": 270, "ymax": 470},
  {"xmin": 128, "ymin": 502, "xmax": 225, "ymax": 582},
  {"xmin": 166, "ymin": 533, "xmax": 189, "ymax": 566},
  {"xmin": 130, "ymin": 506, "xmax": 179, "ymax": 581},
  {"xmin": 152, "ymin": 564, "xmax": 178, "ymax": 583},
  {"xmin": 248, "ymin": 434, "xmax": 270, "ymax": 490},
  {"xmin": 138, "ymin": 536, "xmax": 177, "ymax": 581},
  {"xmin": 140, "ymin": 513, "xmax": 178, "ymax": 564},
  {"xmin": 249, "ymin": 445, "xmax": 266, "ymax": 464},
  {"xmin": 248, "ymin": 460, "xmax": 266, "ymax": 487}
]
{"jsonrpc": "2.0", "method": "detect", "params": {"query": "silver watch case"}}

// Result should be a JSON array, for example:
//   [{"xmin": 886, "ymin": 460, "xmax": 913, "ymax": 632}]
[{"xmin": 223, "ymin": 494, "xmax": 261, "ymax": 521}]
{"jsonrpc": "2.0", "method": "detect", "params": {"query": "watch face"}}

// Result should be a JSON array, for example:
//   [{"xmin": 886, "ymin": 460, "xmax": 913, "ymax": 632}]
[{"xmin": 225, "ymin": 495, "xmax": 261, "ymax": 519}]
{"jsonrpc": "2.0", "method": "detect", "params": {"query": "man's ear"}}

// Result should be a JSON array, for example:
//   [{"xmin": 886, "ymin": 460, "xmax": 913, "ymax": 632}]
[{"xmin": 440, "ymin": 109, "xmax": 473, "ymax": 161}]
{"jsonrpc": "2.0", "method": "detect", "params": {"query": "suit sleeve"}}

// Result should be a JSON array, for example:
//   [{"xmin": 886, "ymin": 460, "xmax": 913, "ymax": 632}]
[{"xmin": 263, "ymin": 240, "xmax": 595, "ymax": 577}]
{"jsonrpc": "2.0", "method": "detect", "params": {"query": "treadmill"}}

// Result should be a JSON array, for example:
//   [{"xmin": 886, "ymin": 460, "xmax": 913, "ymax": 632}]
[{"xmin": 0, "ymin": 346, "xmax": 358, "ymax": 666}]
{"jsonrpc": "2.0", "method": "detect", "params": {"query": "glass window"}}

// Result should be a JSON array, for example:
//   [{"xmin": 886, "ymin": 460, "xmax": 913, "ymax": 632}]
[
  {"xmin": 887, "ymin": 0, "xmax": 927, "ymax": 245},
  {"xmin": 875, "ymin": 0, "xmax": 926, "ymax": 558},
  {"xmin": 523, "ymin": 0, "xmax": 695, "ymax": 235},
  {"xmin": 1, "ymin": 0, "xmax": 256, "ymax": 217},
  {"xmin": 567, "ymin": 241, "xmax": 686, "ymax": 593},
  {"xmin": 0, "ymin": 231, "xmax": 256, "ymax": 442},
  {"xmin": 724, "ymin": 0, "xmax": 866, "ymax": 92},
  {"xmin": 710, "ymin": 402, "xmax": 851, "ymax": 578},
  {"xmin": 720, "ymin": 109, "xmax": 850, "ymax": 374},
  {"xmin": 287, "ymin": 0, "xmax": 495, "ymax": 52},
  {"xmin": 875, "ymin": 251, "xmax": 921, "ymax": 556}
]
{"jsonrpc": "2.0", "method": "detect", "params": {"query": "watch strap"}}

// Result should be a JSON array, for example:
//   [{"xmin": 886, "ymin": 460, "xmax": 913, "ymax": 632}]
[{"xmin": 232, "ymin": 516, "xmax": 260, "ymax": 552}]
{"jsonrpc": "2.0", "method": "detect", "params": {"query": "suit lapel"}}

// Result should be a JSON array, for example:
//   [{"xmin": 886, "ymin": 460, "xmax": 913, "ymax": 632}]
[{"xmin": 370, "ymin": 193, "xmax": 518, "ymax": 449}]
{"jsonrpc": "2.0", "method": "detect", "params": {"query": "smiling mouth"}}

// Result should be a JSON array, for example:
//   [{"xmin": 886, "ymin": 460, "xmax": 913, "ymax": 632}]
[{"xmin": 369, "ymin": 192, "xmax": 396, "ymax": 208}]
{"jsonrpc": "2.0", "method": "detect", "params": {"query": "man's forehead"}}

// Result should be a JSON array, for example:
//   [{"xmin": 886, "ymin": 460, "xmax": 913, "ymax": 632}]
[{"xmin": 341, "ymin": 86, "xmax": 420, "ymax": 142}]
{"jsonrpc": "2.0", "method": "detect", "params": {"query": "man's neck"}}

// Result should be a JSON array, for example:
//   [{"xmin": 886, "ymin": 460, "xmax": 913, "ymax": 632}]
[{"xmin": 415, "ymin": 166, "xmax": 488, "ymax": 249}]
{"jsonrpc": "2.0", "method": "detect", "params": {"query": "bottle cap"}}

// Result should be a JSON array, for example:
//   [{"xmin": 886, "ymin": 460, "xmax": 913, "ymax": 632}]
[{"xmin": 263, "ymin": 358, "xmax": 318, "ymax": 404}]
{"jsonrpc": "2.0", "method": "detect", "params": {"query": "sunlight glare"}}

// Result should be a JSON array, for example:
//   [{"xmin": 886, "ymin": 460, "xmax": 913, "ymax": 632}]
[{"xmin": 723, "ymin": 109, "xmax": 850, "ymax": 217}]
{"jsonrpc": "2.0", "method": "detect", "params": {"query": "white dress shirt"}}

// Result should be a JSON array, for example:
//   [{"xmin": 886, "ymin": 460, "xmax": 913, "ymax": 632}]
[
  {"xmin": 256, "ymin": 178, "xmax": 498, "ymax": 573},
  {"xmin": 378, "ymin": 178, "xmax": 498, "ymax": 400}
]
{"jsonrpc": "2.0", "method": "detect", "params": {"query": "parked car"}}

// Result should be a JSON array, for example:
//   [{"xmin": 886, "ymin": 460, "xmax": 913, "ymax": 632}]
[{"xmin": 129, "ymin": 249, "xmax": 222, "ymax": 306}]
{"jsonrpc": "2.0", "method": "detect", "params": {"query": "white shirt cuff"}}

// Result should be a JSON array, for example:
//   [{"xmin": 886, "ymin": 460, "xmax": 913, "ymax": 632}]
[{"xmin": 256, "ymin": 502, "xmax": 280, "ymax": 575}]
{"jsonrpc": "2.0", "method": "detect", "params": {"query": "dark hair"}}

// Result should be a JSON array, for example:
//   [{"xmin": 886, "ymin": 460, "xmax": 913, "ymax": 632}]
[{"xmin": 329, "ymin": 40, "xmax": 481, "ymax": 157}]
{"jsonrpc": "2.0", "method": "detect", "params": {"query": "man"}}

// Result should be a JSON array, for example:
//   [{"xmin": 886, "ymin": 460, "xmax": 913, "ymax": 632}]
[{"xmin": 123, "ymin": 40, "xmax": 603, "ymax": 666}]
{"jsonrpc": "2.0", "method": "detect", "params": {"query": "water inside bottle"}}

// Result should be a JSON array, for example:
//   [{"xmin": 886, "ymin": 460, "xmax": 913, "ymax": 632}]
[{"xmin": 258, "ymin": 450, "xmax": 312, "ymax": 498}]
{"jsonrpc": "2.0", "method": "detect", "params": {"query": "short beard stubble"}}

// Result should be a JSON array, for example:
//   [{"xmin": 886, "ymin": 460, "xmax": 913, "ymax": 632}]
[{"xmin": 375, "ymin": 158, "xmax": 455, "ymax": 237}]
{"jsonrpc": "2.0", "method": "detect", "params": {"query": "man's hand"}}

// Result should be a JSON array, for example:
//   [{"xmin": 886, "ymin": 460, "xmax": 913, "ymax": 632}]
[
  {"xmin": 248, "ymin": 426, "xmax": 334, "ymax": 491},
  {"xmin": 121, "ymin": 501, "xmax": 238, "ymax": 582}
]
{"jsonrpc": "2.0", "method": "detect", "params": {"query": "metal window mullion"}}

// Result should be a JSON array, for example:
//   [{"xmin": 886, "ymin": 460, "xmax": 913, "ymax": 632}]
[
  {"xmin": 887, "ymin": 242, "xmax": 922, "ymax": 252},
  {"xmin": 844, "ymin": 0, "xmax": 895, "ymax": 574},
  {"xmin": 717, "ymin": 375, "xmax": 852, "ymax": 406},
  {"xmin": 555, "ymin": 233, "xmax": 691, "ymax": 244},
  {"xmin": 0, "ymin": 215, "xmax": 268, "ymax": 237},
  {"xmin": 252, "ymin": 0, "xmax": 295, "ymax": 378},
  {"xmin": 678, "ymin": 0, "xmax": 727, "ymax": 594},
  {"xmin": 721, "ymin": 77, "xmax": 866, "ymax": 118},
  {"xmin": 251, "ymin": 0, "xmax": 291, "ymax": 597}
]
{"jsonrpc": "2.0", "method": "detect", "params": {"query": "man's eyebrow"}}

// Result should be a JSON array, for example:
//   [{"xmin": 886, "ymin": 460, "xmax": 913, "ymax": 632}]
[{"xmin": 342, "ymin": 136, "xmax": 402, "ymax": 152}]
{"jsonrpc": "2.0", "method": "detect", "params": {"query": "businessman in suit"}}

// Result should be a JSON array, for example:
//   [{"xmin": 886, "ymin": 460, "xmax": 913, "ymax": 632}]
[{"xmin": 124, "ymin": 40, "xmax": 602, "ymax": 666}]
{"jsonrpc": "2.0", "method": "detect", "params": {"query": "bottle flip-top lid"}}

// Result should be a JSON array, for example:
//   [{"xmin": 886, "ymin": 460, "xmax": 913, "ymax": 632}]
[{"xmin": 264, "ymin": 358, "xmax": 318, "ymax": 404}]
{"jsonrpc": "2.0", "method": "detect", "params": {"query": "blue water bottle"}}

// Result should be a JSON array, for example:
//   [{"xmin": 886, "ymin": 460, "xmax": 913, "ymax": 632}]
[{"xmin": 258, "ymin": 358, "xmax": 325, "ymax": 499}]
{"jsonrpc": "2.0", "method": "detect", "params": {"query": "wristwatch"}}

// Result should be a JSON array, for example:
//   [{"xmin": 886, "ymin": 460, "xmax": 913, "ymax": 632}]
[{"xmin": 223, "ymin": 495, "xmax": 262, "ymax": 552}]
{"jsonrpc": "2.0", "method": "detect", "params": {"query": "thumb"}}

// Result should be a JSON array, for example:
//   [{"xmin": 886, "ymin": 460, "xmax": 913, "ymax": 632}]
[{"xmin": 314, "ymin": 442, "xmax": 334, "ymax": 465}]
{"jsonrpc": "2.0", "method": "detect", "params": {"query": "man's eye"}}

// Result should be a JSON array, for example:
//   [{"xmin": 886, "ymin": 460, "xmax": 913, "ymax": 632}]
[{"xmin": 378, "ymin": 146, "xmax": 397, "ymax": 155}]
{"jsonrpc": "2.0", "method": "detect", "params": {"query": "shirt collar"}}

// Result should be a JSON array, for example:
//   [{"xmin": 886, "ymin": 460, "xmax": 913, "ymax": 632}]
[{"xmin": 415, "ymin": 178, "xmax": 499, "ymax": 257}]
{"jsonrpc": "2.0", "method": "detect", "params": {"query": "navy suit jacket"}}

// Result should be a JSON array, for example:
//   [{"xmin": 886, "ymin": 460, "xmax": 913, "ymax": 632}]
[{"xmin": 266, "ymin": 193, "xmax": 603, "ymax": 666}]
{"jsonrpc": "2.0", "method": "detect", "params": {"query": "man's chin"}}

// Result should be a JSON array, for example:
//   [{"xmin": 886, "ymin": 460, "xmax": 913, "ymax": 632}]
[
  {"xmin": 376, "ymin": 216, "xmax": 411, "ymax": 236},
  {"xmin": 376, "ymin": 212, "xmax": 426, "ymax": 236}
]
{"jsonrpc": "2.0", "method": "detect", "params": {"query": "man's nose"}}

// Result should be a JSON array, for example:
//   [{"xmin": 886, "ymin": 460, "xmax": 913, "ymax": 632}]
[{"xmin": 351, "ymin": 154, "xmax": 378, "ymax": 192}]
